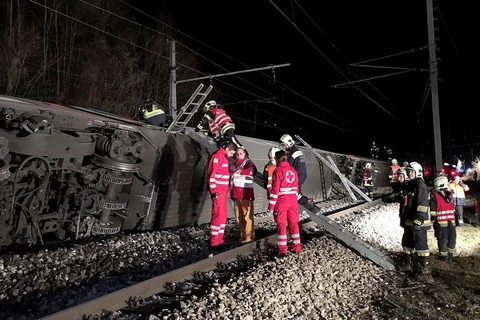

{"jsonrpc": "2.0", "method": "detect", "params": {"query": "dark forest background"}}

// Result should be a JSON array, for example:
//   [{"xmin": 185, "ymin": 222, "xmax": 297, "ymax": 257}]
[{"xmin": 0, "ymin": 0, "xmax": 213, "ymax": 117}]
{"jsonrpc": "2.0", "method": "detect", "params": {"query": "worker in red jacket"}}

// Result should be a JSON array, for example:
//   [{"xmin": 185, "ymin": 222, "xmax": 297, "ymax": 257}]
[
  {"xmin": 230, "ymin": 147, "xmax": 257, "ymax": 243},
  {"xmin": 207, "ymin": 142, "xmax": 237, "ymax": 249},
  {"xmin": 195, "ymin": 100, "xmax": 243, "ymax": 148},
  {"xmin": 268, "ymin": 150, "xmax": 302, "ymax": 255}
]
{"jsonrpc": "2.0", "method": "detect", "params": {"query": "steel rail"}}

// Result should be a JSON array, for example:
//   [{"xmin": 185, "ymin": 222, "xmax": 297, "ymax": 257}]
[{"xmin": 40, "ymin": 197, "xmax": 389, "ymax": 320}]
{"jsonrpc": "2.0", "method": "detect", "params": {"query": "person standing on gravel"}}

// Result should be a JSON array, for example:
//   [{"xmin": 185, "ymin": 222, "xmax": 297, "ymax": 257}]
[
  {"xmin": 400, "ymin": 162, "xmax": 432, "ymax": 276},
  {"xmin": 230, "ymin": 147, "xmax": 257, "ymax": 243},
  {"xmin": 268, "ymin": 150, "xmax": 302, "ymax": 255},
  {"xmin": 448, "ymin": 176, "xmax": 469, "ymax": 226},
  {"xmin": 430, "ymin": 176, "xmax": 457, "ymax": 263},
  {"xmin": 207, "ymin": 142, "xmax": 237, "ymax": 250}
]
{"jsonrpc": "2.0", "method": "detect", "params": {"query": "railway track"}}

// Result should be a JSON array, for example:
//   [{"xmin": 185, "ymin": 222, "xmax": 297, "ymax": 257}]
[{"xmin": 40, "ymin": 196, "xmax": 391, "ymax": 320}]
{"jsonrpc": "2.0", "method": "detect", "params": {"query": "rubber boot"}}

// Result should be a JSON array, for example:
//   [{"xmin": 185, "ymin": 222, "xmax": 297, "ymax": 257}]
[
  {"xmin": 416, "ymin": 256, "xmax": 434, "ymax": 283},
  {"xmin": 397, "ymin": 253, "xmax": 413, "ymax": 272},
  {"xmin": 447, "ymin": 252, "xmax": 453, "ymax": 264}
]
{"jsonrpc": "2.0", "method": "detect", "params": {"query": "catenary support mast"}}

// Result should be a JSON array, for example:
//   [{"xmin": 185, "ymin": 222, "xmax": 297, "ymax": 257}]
[{"xmin": 426, "ymin": 0, "xmax": 442, "ymax": 171}]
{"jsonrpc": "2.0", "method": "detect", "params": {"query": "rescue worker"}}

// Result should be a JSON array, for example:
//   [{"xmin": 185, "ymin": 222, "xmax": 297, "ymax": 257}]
[
  {"xmin": 448, "ymin": 175, "xmax": 469, "ymax": 226},
  {"xmin": 399, "ymin": 162, "xmax": 432, "ymax": 276},
  {"xmin": 384, "ymin": 146, "xmax": 393, "ymax": 161},
  {"xmin": 362, "ymin": 163, "xmax": 374, "ymax": 198},
  {"xmin": 279, "ymin": 134, "xmax": 315, "ymax": 210},
  {"xmin": 263, "ymin": 147, "xmax": 280, "ymax": 199},
  {"xmin": 389, "ymin": 159, "xmax": 401, "ymax": 193},
  {"xmin": 430, "ymin": 176, "xmax": 457, "ymax": 262},
  {"xmin": 195, "ymin": 100, "xmax": 243, "ymax": 148},
  {"xmin": 138, "ymin": 99, "xmax": 168, "ymax": 126},
  {"xmin": 395, "ymin": 166, "xmax": 408, "ymax": 227},
  {"xmin": 207, "ymin": 141, "xmax": 237, "ymax": 249},
  {"xmin": 268, "ymin": 150, "xmax": 302, "ymax": 255},
  {"xmin": 370, "ymin": 142, "xmax": 379, "ymax": 159},
  {"xmin": 230, "ymin": 147, "xmax": 257, "ymax": 243}
]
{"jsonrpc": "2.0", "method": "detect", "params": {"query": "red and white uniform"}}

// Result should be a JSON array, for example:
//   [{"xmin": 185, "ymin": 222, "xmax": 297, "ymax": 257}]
[
  {"xmin": 206, "ymin": 108, "xmax": 235, "ymax": 136},
  {"xmin": 268, "ymin": 161, "xmax": 301, "ymax": 253},
  {"xmin": 230, "ymin": 158, "xmax": 255, "ymax": 200},
  {"xmin": 207, "ymin": 147, "xmax": 230, "ymax": 246}
]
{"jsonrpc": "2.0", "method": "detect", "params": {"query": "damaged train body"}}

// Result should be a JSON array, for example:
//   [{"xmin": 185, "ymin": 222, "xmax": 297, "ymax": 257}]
[{"xmin": 0, "ymin": 96, "xmax": 390, "ymax": 247}]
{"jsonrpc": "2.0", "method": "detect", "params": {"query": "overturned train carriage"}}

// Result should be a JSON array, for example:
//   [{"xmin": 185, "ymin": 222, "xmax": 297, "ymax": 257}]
[{"xmin": 0, "ymin": 96, "xmax": 390, "ymax": 247}]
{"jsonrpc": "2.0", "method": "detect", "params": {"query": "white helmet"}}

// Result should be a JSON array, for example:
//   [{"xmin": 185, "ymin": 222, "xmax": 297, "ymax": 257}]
[
  {"xmin": 203, "ymin": 100, "xmax": 217, "ymax": 112},
  {"xmin": 365, "ymin": 163, "xmax": 372, "ymax": 169},
  {"xmin": 434, "ymin": 176, "xmax": 449, "ymax": 191},
  {"xmin": 279, "ymin": 134, "xmax": 295, "ymax": 149},
  {"xmin": 391, "ymin": 159, "xmax": 398, "ymax": 165},
  {"xmin": 268, "ymin": 147, "xmax": 280, "ymax": 159},
  {"xmin": 406, "ymin": 161, "xmax": 423, "ymax": 178}
]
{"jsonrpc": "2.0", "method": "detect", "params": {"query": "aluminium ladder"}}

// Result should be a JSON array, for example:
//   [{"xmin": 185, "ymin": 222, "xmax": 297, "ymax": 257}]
[
  {"xmin": 294, "ymin": 135, "xmax": 371, "ymax": 202},
  {"xmin": 166, "ymin": 83, "xmax": 213, "ymax": 133}
]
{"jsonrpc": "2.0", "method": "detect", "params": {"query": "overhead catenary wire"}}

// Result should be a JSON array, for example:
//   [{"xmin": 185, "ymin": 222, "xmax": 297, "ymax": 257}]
[
  {"xmin": 433, "ymin": 0, "xmax": 458, "ymax": 58},
  {"xmin": 269, "ymin": 0, "xmax": 401, "ymax": 122},
  {"xmin": 332, "ymin": 70, "xmax": 414, "ymax": 88},
  {"xmin": 33, "ymin": 0, "xmax": 351, "ymax": 133},
  {"xmin": 351, "ymin": 46, "xmax": 429, "ymax": 66},
  {"xmin": 117, "ymin": 0, "xmax": 351, "ymax": 124},
  {"xmin": 85, "ymin": 0, "xmax": 351, "ymax": 132},
  {"xmin": 292, "ymin": 0, "xmax": 400, "ymax": 112}
]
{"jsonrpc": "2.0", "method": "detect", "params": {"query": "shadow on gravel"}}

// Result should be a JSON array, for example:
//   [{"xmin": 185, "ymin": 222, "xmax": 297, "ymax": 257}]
[{"xmin": 374, "ymin": 255, "xmax": 480, "ymax": 320}]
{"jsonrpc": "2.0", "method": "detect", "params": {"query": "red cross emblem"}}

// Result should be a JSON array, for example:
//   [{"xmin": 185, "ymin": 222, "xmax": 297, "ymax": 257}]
[{"xmin": 286, "ymin": 170, "xmax": 295, "ymax": 183}]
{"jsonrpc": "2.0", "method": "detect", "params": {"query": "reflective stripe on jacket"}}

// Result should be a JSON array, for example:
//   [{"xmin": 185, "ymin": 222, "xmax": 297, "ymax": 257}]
[
  {"xmin": 268, "ymin": 161, "xmax": 299, "ymax": 211},
  {"xmin": 206, "ymin": 108, "xmax": 233, "ymax": 135},
  {"xmin": 430, "ymin": 191, "xmax": 455, "ymax": 226},
  {"xmin": 230, "ymin": 158, "xmax": 256, "ymax": 200},
  {"xmin": 207, "ymin": 148, "xmax": 230, "ymax": 194},
  {"xmin": 389, "ymin": 165, "xmax": 401, "ymax": 181},
  {"xmin": 263, "ymin": 162, "xmax": 277, "ymax": 197},
  {"xmin": 287, "ymin": 145, "xmax": 307, "ymax": 185}
]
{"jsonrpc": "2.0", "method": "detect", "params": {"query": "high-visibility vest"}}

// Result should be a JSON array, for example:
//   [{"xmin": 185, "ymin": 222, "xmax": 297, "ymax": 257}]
[{"xmin": 141, "ymin": 103, "xmax": 165, "ymax": 119}]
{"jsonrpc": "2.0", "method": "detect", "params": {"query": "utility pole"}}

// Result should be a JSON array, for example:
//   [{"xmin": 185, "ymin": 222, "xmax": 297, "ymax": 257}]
[
  {"xmin": 169, "ymin": 39, "xmax": 177, "ymax": 119},
  {"xmin": 426, "ymin": 0, "xmax": 442, "ymax": 171}
]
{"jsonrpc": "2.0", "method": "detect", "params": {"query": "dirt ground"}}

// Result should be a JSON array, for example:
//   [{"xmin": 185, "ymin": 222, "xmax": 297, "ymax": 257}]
[{"xmin": 379, "ymin": 193, "xmax": 480, "ymax": 320}]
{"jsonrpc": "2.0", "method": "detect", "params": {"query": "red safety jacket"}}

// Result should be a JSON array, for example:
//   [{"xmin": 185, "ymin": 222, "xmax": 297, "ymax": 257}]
[
  {"xmin": 230, "ymin": 158, "xmax": 256, "ymax": 200},
  {"xmin": 363, "ymin": 168, "xmax": 374, "ymax": 186},
  {"xmin": 268, "ymin": 161, "xmax": 299, "ymax": 211},
  {"xmin": 431, "ymin": 192, "xmax": 456, "ymax": 226},
  {"xmin": 207, "ymin": 148, "xmax": 230, "ymax": 194},
  {"xmin": 389, "ymin": 165, "xmax": 401, "ymax": 182},
  {"xmin": 207, "ymin": 108, "xmax": 234, "ymax": 135}
]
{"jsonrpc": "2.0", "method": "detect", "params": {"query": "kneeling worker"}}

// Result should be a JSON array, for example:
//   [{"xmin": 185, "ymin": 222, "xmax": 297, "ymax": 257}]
[{"xmin": 138, "ymin": 99, "xmax": 168, "ymax": 127}]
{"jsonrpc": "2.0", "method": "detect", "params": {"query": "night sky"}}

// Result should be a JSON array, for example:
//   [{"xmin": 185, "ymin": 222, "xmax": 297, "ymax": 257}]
[{"xmin": 127, "ymin": 0, "xmax": 480, "ymax": 160}]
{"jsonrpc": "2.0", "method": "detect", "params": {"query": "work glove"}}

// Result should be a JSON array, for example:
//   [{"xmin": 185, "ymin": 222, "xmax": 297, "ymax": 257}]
[{"xmin": 211, "ymin": 192, "xmax": 219, "ymax": 200}]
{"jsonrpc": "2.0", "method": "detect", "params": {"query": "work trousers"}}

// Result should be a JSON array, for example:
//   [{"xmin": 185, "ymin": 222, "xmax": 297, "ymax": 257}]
[
  {"xmin": 219, "ymin": 128, "xmax": 243, "ymax": 148},
  {"xmin": 274, "ymin": 202, "xmax": 301, "ymax": 254},
  {"xmin": 434, "ymin": 222, "xmax": 456, "ymax": 257},
  {"xmin": 455, "ymin": 205, "xmax": 464, "ymax": 223},
  {"xmin": 234, "ymin": 199, "xmax": 254, "ymax": 242},
  {"xmin": 402, "ymin": 227, "xmax": 430, "ymax": 257},
  {"xmin": 145, "ymin": 114, "xmax": 167, "ymax": 127},
  {"xmin": 297, "ymin": 183, "xmax": 309, "ymax": 206},
  {"xmin": 210, "ymin": 190, "xmax": 228, "ymax": 246}
]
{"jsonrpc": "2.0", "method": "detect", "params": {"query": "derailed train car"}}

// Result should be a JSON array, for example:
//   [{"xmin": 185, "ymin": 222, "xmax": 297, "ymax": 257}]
[{"xmin": 0, "ymin": 95, "xmax": 390, "ymax": 247}]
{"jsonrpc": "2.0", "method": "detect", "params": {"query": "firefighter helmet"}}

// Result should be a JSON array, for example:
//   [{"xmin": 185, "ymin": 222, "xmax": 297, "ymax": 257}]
[
  {"xmin": 268, "ymin": 147, "xmax": 280, "ymax": 159},
  {"xmin": 279, "ymin": 134, "xmax": 295, "ymax": 149},
  {"xmin": 434, "ymin": 176, "xmax": 449, "ymax": 191},
  {"xmin": 406, "ymin": 161, "xmax": 423, "ymax": 178},
  {"xmin": 203, "ymin": 100, "xmax": 217, "ymax": 113},
  {"xmin": 391, "ymin": 159, "xmax": 398, "ymax": 165},
  {"xmin": 365, "ymin": 163, "xmax": 372, "ymax": 169}
]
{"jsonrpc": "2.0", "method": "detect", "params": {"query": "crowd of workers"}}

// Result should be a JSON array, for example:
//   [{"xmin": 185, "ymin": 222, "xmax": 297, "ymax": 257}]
[{"xmin": 139, "ymin": 97, "xmax": 475, "ymax": 274}]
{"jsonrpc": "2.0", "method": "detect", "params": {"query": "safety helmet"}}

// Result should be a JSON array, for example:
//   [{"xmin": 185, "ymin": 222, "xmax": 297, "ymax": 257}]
[
  {"xmin": 396, "ymin": 166, "xmax": 407, "ymax": 178},
  {"xmin": 433, "ymin": 176, "xmax": 449, "ymax": 191},
  {"xmin": 365, "ymin": 163, "xmax": 372, "ymax": 169},
  {"xmin": 391, "ymin": 159, "xmax": 398, "ymax": 166},
  {"xmin": 372, "ymin": 141, "xmax": 376, "ymax": 146},
  {"xmin": 203, "ymin": 100, "xmax": 217, "ymax": 113},
  {"xmin": 279, "ymin": 134, "xmax": 295, "ymax": 149},
  {"xmin": 268, "ymin": 147, "xmax": 280, "ymax": 159},
  {"xmin": 406, "ymin": 161, "xmax": 423, "ymax": 178},
  {"xmin": 403, "ymin": 161, "xmax": 409, "ymax": 167}
]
